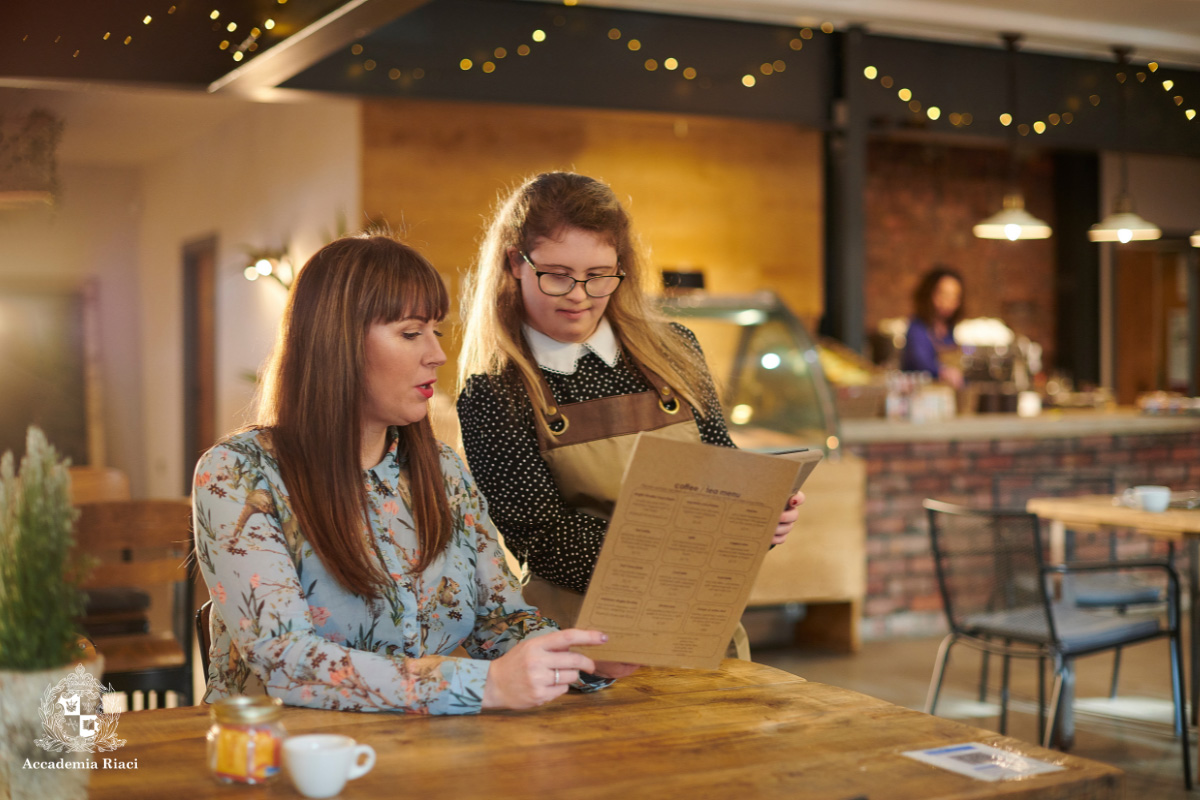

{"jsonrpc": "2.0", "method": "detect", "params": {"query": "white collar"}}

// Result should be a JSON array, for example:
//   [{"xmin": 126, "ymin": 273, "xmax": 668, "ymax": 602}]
[{"xmin": 523, "ymin": 317, "xmax": 620, "ymax": 374}]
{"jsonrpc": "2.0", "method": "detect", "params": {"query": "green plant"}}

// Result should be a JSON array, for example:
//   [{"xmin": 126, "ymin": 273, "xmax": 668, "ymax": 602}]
[{"xmin": 0, "ymin": 426, "xmax": 89, "ymax": 670}]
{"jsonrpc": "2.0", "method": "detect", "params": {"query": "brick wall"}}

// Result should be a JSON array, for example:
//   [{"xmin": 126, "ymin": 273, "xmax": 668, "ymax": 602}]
[
  {"xmin": 864, "ymin": 140, "xmax": 1058, "ymax": 369},
  {"xmin": 848, "ymin": 430, "xmax": 1200, "ymax": 638}
]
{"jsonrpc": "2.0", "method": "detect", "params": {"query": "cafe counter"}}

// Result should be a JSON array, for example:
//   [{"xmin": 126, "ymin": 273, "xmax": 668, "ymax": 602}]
[{"xmin": 840, "ymin": 408, "xmax": 1200, "ymax": 638}]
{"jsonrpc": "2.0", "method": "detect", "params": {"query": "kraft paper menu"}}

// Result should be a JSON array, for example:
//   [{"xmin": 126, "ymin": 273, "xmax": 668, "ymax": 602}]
[{"xmin": 573, "ymin": 435, "xmax": 822, "ymax": 670}]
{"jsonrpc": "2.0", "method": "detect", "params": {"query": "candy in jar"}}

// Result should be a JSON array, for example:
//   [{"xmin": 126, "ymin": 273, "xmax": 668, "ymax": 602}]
[{"xmin": 206, "ymin": 695, "xmax": 286, "ymax": 784}]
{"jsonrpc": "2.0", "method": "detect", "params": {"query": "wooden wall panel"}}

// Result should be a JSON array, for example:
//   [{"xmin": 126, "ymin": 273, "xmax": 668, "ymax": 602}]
[{"xmin": 361, "ymin": 98, "xmax": 824, "ymax": 379}]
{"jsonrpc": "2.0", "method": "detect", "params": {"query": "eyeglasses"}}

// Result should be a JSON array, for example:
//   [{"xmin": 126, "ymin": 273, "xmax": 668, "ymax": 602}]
[{"xmin": 520, "ymin": 252, "xmax": 625, "ymax": 298}]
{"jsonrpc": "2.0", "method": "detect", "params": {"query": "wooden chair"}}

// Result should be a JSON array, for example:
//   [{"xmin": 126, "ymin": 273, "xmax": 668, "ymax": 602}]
[
  {"xmin": 68, "ymin": 466, "xmax": 131, "ymax": 504},
  {"xmin": 74, "ymin": 499, "xmax": 195, "ymax": 706}
]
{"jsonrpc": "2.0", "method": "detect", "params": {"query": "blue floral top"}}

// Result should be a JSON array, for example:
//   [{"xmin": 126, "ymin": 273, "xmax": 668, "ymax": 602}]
[{"xmin": 192, "ymin": 428, "xmax": 557, "ymax": 715}]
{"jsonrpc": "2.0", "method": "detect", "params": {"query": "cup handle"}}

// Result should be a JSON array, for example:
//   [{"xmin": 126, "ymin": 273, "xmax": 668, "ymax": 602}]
[
  {"xmin": 349, "ymin": 744, "xmax": 376, "ymax": 780},
  {"xmin": 1120, "ymin": 488, "xmax": 1137, "ymax": 508}
]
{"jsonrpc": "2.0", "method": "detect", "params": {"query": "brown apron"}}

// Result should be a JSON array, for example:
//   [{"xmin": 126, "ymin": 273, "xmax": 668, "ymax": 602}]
[
  {"xmin": 520, "ymin": 354, "xmax": 752, "ymax": 659},
  {"xmin": 521, "ymin": 354, "xmax": 700, "ymax": 629}
]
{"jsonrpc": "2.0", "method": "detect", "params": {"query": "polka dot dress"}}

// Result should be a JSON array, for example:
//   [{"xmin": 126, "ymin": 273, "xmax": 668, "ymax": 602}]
[{"xmin": 456, "ymin": 323, "xmax": 734, "ymax": 594}]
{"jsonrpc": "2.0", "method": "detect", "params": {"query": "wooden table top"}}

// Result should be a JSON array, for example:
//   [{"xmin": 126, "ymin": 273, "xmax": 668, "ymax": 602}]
[
  {"xmin": 87, "ymin": 659, "xmax": 1121, "ymax": 800},
  {"xmin": 1027, "ymin": 494, "xmax": 1200, "ymax": 536}
]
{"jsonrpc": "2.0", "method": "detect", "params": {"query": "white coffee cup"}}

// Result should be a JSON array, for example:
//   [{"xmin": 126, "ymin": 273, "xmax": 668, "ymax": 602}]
[
  {"xmin": 1123, "ymin": 485, "xmax": 1172, "ymax": 513},
  {"xmin": 284, "ymin": 734, "xmax": 376, "ymax": 799}
]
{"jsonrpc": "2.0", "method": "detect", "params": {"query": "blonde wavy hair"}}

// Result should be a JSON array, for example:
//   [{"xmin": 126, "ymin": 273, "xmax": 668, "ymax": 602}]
[{"xmin": 458, "ymin": 172, "xmax": 708, "ymax": 420}]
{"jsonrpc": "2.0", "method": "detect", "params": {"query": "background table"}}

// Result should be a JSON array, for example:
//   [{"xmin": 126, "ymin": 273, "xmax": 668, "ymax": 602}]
[{"xmin": 86, "ymin": 659, "xmax": 1121, "ymax": 799}]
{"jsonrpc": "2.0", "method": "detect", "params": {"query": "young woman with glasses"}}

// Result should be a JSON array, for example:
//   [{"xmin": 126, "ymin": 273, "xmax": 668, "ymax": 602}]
[{"xmin": 456, "ymin": 173, "xmax": 803, "ymax": 679}]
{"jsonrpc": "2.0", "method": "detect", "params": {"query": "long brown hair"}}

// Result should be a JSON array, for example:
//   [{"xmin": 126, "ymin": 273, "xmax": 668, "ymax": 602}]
[
  {"xmin": 913, "ymin": 265, "xmax": 965, "ymax": 329},
  {"xmin": 458, "ymin": 172, "xmax": 708, "ymax": 419},
  {"xmin": 256, "ymin": 234, "xmax": 451, "ymax": 597}
]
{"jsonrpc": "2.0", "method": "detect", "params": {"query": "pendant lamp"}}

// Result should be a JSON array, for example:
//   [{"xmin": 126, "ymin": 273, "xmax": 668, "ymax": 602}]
[
  {"xmin": 974, "ymin": 34, "xmax": 1052, "ymax": 241},
  {"xmin": 1088, "ymin": 47, "xmax": 1161, "ymax": 243},
  {"xmin": 1189, "ymin": 231, "xmax": 1199, "ymax": 247}
]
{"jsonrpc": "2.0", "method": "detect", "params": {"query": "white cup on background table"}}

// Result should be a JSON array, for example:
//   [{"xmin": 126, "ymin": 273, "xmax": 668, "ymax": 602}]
[
  {"xmin": 284, "ymin": 734, "xmax": 376, "ymax": 798},
  {"xmin": 1123, "ymin": 485, "xmax": 1172, "ymax": 513}
]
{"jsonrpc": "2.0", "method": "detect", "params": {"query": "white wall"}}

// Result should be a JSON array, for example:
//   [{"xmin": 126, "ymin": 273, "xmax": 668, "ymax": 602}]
[
  {"xmin": 0, "ymin": 165, "xmax": 145, "ymax": 488},
  {"xmin": 138, "ymin": 96, "xmax": 361, "ymax": 497}
]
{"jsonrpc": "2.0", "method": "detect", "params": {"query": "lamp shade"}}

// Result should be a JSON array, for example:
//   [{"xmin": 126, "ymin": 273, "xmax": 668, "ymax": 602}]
[
  {"xmin": 1191, "ymin": 230, "xmax": 1200, "ymax": 248},
  {"xmin": 1087, "ymin": 193, "xmax": 1161, "ymax": 242},
  {"xmin": 973, "ymin": 193, "xmax": 1052, "ymax": 241}
]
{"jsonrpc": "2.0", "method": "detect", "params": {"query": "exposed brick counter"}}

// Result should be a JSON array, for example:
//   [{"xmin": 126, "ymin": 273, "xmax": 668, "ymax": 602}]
[{"xmin": 841, "ymin": 410, "xmax": 1200, "ymax": 639}]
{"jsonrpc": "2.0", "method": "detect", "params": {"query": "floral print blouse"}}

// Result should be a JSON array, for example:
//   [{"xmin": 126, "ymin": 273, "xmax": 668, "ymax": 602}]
[{"xmin": 193, "ymin": 427, "xmax": 557, "ymax": 715}]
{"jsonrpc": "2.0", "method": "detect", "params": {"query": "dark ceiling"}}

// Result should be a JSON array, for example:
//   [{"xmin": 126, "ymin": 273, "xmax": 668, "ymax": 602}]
[
  {"xmin": 3, "ymin": 0, "xmax": 347, "ymax": 86},
  {"xmin": 3, "ymin": 0, "xmax": 1198, "ymax": 156}
]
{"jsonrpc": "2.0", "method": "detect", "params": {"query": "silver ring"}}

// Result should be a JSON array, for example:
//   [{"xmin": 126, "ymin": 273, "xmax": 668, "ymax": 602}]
[{"xmin": 554, "ymin": 668, "xmax": 560, "ymax": 686}]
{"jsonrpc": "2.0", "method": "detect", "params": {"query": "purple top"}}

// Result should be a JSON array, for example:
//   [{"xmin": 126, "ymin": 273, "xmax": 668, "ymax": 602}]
[{"xmin": 901, "ymin": 317, "xmax": 954, "ymax": 377}]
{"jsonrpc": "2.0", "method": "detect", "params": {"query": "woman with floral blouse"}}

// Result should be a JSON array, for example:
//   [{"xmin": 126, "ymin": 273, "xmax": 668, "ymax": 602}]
[{"xmin": 193, "ymin": 233, "xmax": 632, "ymax": 715}]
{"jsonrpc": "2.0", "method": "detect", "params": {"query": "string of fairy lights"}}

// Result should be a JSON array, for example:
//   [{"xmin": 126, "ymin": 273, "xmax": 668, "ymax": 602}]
[
  {"xmin": 863, "ymin": 56, "xmax": 1197, "ymax": 136},
  {"xmin": 12, "ymin": 0, "xmax": 1198, "ymax": 130},
  {"xmin": 14, "ymin": 0, "xmax": 287, "ymax": 65},
  {"xmin": 345, "ymin": 13, "xmax": 835, "ymax": 92}
]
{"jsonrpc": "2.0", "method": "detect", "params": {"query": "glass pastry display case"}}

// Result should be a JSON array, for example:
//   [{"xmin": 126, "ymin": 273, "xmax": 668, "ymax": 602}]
[{"xmin": 660, "ymin": 291, "xmax": 841, "ymax": 457}]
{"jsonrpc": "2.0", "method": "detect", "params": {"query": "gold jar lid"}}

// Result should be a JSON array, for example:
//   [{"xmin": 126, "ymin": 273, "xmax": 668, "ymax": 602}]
[{"xmin": 211, "ymin": 695, "xmax": 283, "ymax": 724}]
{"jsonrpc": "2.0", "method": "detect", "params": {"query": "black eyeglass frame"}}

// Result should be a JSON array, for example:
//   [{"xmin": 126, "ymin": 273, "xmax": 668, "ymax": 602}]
[{"xmin": 519, "ymin": 252, "xmax": 626, "ymax": 298}]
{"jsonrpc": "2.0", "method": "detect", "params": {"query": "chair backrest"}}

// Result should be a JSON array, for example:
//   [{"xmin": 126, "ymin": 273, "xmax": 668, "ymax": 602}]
[
  {"xmin": 991, "ymin": 468, "xmax": 1117, "ymax": 512},
  {"xmin": 196, "ymin": 600, "xmax": 212, "ymax": 677},
  {"xmin": 74, "ymin": 499, "xmax": 194, "ymax": 640},
  {"xmin": 925, "ymin": 499, "xmax": 1055, "ymax": 642},
  {"xmin": 68, "ymin": 466, "xmax": 131, "ymax": 505}
]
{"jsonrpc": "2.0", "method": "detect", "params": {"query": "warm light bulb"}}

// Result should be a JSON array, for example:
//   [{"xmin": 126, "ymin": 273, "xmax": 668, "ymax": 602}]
[
  {"xmin": 760, "ymin": 353, "xmax": 781, "ymax": 369},
  {"xmin": 265, "ymin": 19, "xmax": 275, "ymax": 29},
  {"xmin": 255, "ymin": 258, "xmax": 273, "ymax": 275},
  {"xmin": 898, "ymin": 88, "xmax": 911, "ymax": 101},
  {"xmin": 227, "ymin": 22, "xmax": 236, "ymax": 32},
  {"xmin": 1162, "ymin": 80, "xmax": 1173, "ymax": 90},
  {"xmin": 1119, "ymin": 229, "xmax": 1133, "ymax": 244},
  {"xmin": 532, "ymin": 29, "xmax": 546, "ymax": 42},
  {"xmin": 663, "ymin": 57, "xmax": 677, "ymax": 70},
  {"xmin": 210, "ymin": 10, "xmax": 220, "ymax": 19},
  {"xmin": 143, "ymin": 15, "xmax": 152, "ymax": 24},
  {"xmin": 863, "ymin": 65, "xmax": 877, "ymax": 79},
  {"xmin": 742, "ymin": 74, "xmax": 756, "ymax": 87},
  {"xmin": 926, "ymin": 107, "xmax": 941, "ymax": 120},
  {"xmin": 459, "ymin": 58, "xmax": 472, "ymax": 70},
  {"xmin": 244, "ymin": 267, "xmax": 260, "ymax": 281},
  {"xmin": 1005, "ymin": 224, "xmax": 1020, "ymax": 241},
  {"xmin": 999, "ymin": 113, "xmax": 1012, "ymax": 126}
]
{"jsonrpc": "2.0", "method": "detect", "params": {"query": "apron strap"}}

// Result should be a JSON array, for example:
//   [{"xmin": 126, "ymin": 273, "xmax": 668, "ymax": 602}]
[{"xmin": 530, "ymin": 351, "xmax": 688, "ymax": 446}]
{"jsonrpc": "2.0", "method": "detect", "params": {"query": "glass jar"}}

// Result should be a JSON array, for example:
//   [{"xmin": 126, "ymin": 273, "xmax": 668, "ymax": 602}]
[{"xmin": 206, "ymin": 695, "xmax": 287, "ymax": 785}]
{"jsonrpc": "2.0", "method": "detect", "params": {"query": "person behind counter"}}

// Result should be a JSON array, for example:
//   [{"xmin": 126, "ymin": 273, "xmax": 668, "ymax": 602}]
[
  {"xmin": 456, "ymin": 171, "xmax": 804, "ymax": 638},
  {"xmin": 193, "ymin": 233, "xmax": 628, "ymax": 715},
  {"xmin": 900, "ymin": 265, "xmax": 965, "ymax": 389}
]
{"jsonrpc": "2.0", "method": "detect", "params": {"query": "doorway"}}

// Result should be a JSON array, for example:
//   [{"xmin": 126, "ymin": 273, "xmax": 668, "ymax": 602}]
[
  {"xmin": 182, "ymin": 236, "xmax": 217, "ymax": 494},
  {"xmin": 1113, "ymin": 239, "xmax": 1198, "ymax": 405}
]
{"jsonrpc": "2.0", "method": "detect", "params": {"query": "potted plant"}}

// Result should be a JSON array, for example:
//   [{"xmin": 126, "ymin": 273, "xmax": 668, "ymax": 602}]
[{"xmin": 0, "ymin": 426, "xmax": 104, "ymax": 798}]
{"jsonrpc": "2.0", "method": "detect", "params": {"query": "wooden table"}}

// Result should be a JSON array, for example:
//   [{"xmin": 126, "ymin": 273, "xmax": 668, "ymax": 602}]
[
  {"xmin": 1026, "ymin": 495, "xmax": 1200, "ymax": 733},
  {"xmin": 87, "ymin": 659, "xmax": 1121, "ymax": 799}
]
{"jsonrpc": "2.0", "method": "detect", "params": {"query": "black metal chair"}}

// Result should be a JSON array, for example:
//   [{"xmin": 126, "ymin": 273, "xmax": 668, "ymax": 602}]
[
  {"xmin": 195, "ymin": 599, "xmax": 213, "ymax": 678},
  {"xmin": 986, "ymin": 469, "xmax": 1168, "ymax": 703},
  {"xmin": 922, "ymin": 499, "xmax": 1190, "ymax": 790}
]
